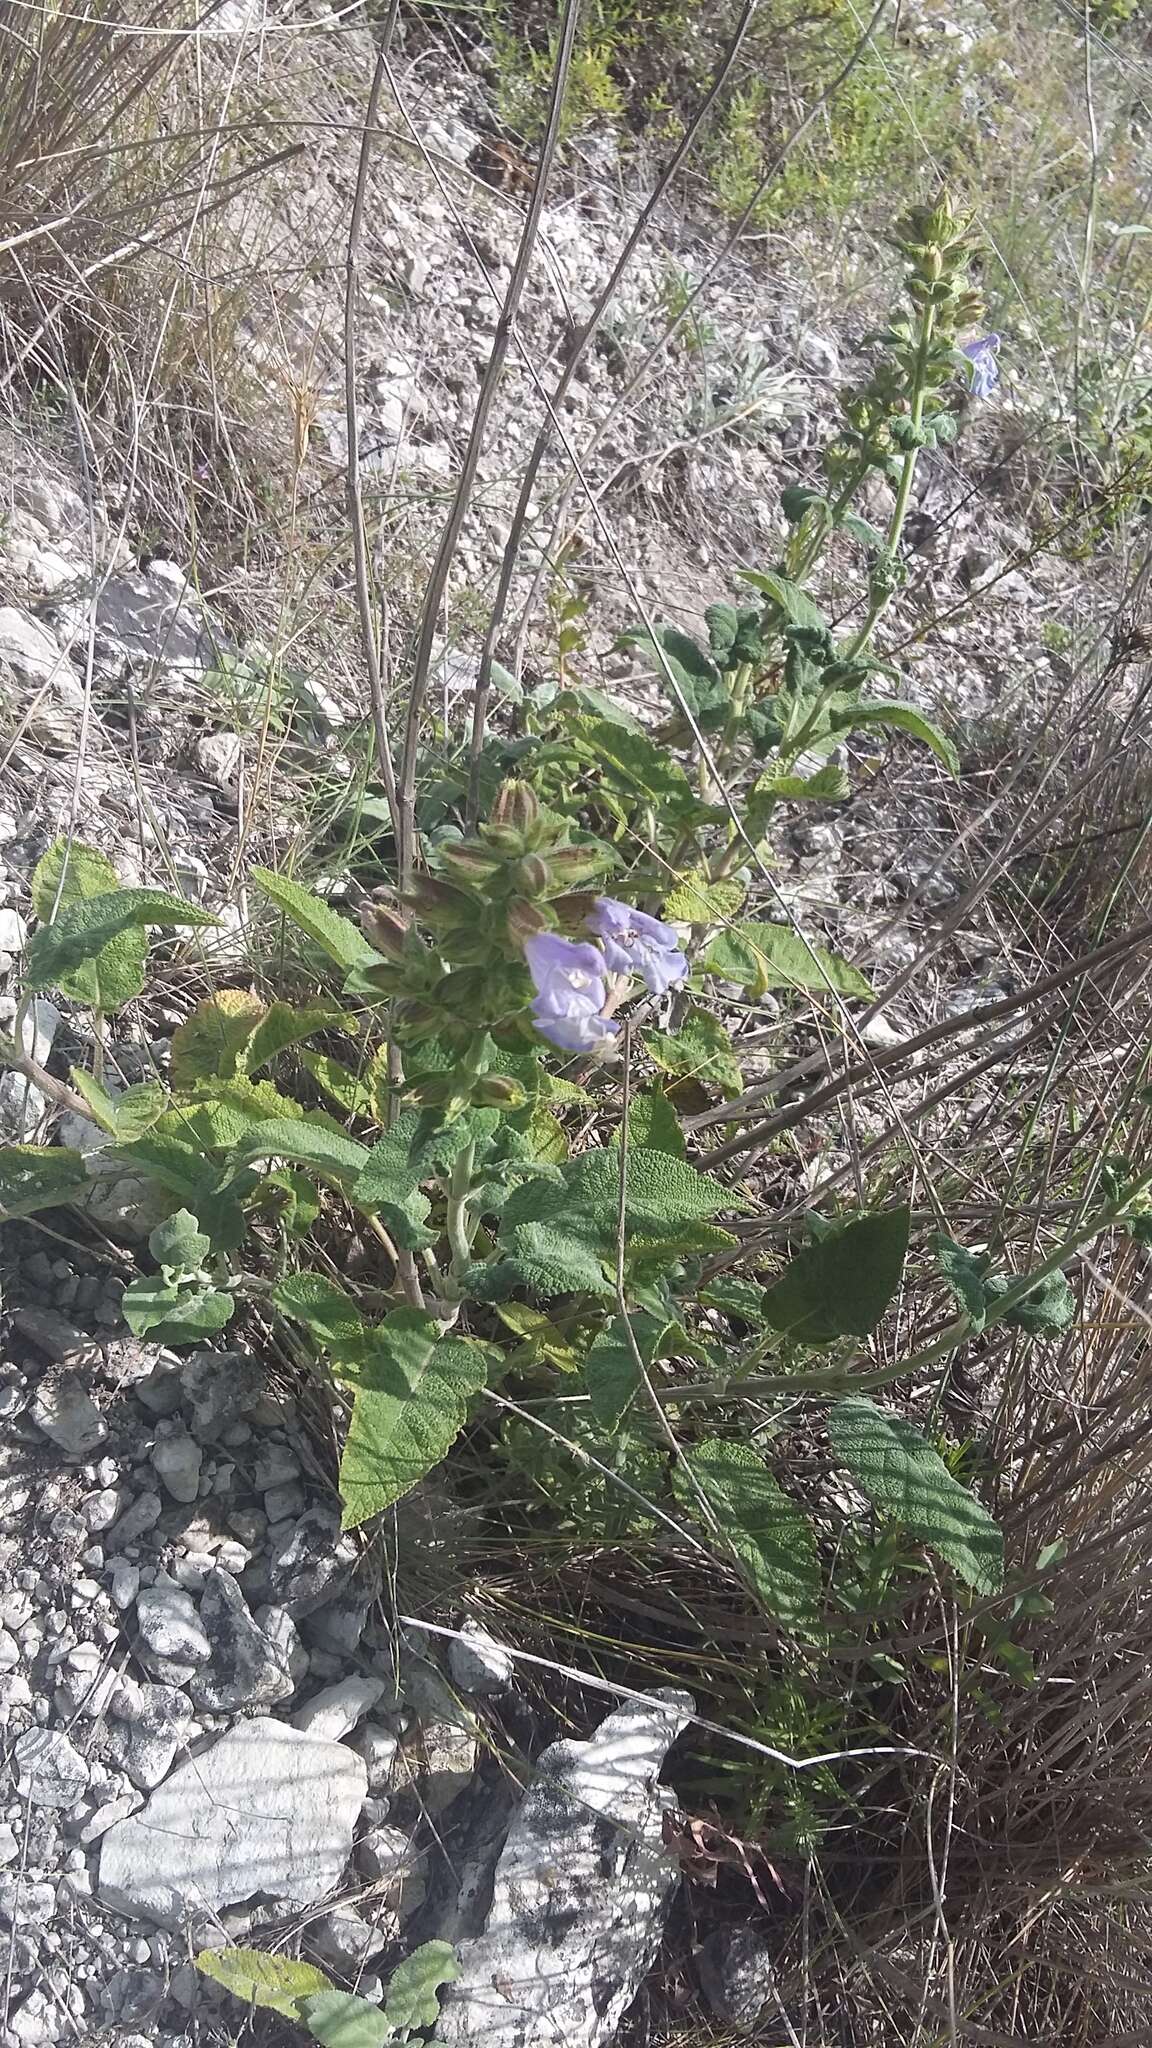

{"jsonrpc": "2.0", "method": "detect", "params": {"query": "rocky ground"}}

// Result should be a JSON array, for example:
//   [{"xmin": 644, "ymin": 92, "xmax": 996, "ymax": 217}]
[{"xmin": 0, "ymin": 7, "xmax": 1105, "ymax": 2046}]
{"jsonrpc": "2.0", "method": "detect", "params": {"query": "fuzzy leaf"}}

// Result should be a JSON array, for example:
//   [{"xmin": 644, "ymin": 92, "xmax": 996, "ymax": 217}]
[
  {"xmin": 0, "ymin": 1145, "xmax": 91, "ymax": 1219},
  {"xmin": 299, "ymin": 1049, "xmax": 374, "ymax": 1117},
  {"xmin": 29, "ymin": 839, "xmax": 148, "ymax": 1010},
  {"xmin": 647, "ymin": 1007, "xmax": 744, "ymax": 1098},
  {"xmin": 338, "ymin": 1310, "xmax": 493, "ymax": 1528},
  {"xmin": 230, "ymin": 1119, "xmax": 370, "ymax": 1188},
  {"xmin": 122, "ymin": 1275, "xmax": 234, "ymax": 1343},
  {"xmin": 675, "ymin": 1437, "xmax": 824, "ymax": 1633},
  {"xmin": 245, "ymin": 1002, "xmax": 353, "ymax": 1075},
  {"xmin": 661, "ymin": 872, "xmax": 746, "ymax": 923},
  {"xmin": 834, "ymin": 699, "xmax": 959, "ymax": 777},
  {"xmin": 737, "ymin": 567, "xmax": 826, "ymax": 631},
  {"xmin": 68, "ymin": 1071, "xmax": 165, "ymax": 1141},
  {"xmin": 575, "ymin": 717, "xmax": 699, "ymax": 816},
  {"xmin": 583, "ymin": 1313, "xmax": 672, "ymax": 1427},
  {"xmin": 351, "ymin": 1117, "xmax": 434, "ymax": 1249},
  {"xmin": 621, "ymin": 624, "xmax": 727, "ymax": 720},
  {"xmin": 295, "ymin": 1991, "xmax": 393, "ymax": 2048},
  {"xmin": 933, "ymin": 1233, "xmax": 991, "ymax": 1331},
  {"xmin": 194, "ymin": 1946, "xmax": 332, "ymax": 2019},
  {"xmin": 702, "ymin": 922, "xmax": 872, "ymax": 999},
  {"xmin": 251, "ymin": 867, "xmax": 377, "ymax": 973},
  {"xmin": 382, "ymin": 1940, "xmax": 459, "ymax": 2033},
  {"xmin": 25, "ymin": 885, "xmax": 216, "ymax": 1008},
  {"xmin": 762, "ymin": 1209, "xmax": 910, "ymax": 1346},
  {"xmin": 751, "ymin": 763, "xmax": 850, "ymax": 802},
  {"xmin": 148, "ymin": 1208, "xmax": 210, "ymax": 1275},
  {"xmin": 828, "ymin": 1396, "xmax": 1003, "ymax": 1594},
  {"xmin": 273, "ymin": 1272, "xmax": 369, "ymax": 1350},
  {"xmin": 611, "ymin": 1088, "xmax": 685, "ymax": 1159},
  {"xmin": 170, "ymin": 991, "xmax": 265, "ymax": 1086},
  {"xmin": 498, "ymin": 1147, "xmax": 736, "ymax": 1299},
  {"xmin": 993, "ymin": 1268, "xmax": 1077, "ymax": 1337},
  {"xmin": 493, "ymin": 1302, "xmax": 582, "ymax": 1372}
]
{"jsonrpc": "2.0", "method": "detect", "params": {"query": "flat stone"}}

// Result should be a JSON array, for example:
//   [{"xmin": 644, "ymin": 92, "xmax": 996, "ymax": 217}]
[
  {"xmin": 12, "ymin": 1308, "xmax": 97, "ymax": 1367},
  {"xmin": 111, "ymin": 1681, "xmax": 193, "ymax": 1791},
  {"xmin": 449, "ymin": 1621, "xmax": 515, "ymax": 1696},
  {"xmin": 0, "ymin": 605, "xmax": 62, "ymax": 684},
  {"xmin": 107, "ymin": 1490, "xmax": 162, "ymax": 1549},
  {"xmin": 13, "ymin": 1727, "xmax": 90, "ymax": 1808},
  {"xmin": 180, "ymin": 1348, "xmax": 264, "ymax": 1441},
  {"xmin": 98, "ymin": 1717, "xmax": 368, "ymax": 1925},
  {"xmin": 292, "ymin": 1674, "xmax": 385, "ymax": 1742},
  {"xmin": 267, "ymin": 1503, "xmax": 357, "ymax": 1616},
  {"xmin": 189, "ymin": 1569, "xmax": 294, "ymax": 1714},
  {"xmin": 150, "ymin": 1432, "xmax": 203, "ymax": 1503},
  {"xmin": 696, "ymin": 1926, "xmax": 776, "ymax": 2031},
  {"xmin": 29, "ymin": 1371, "xmax": 107, "ymax": 1458},
  {"xmin": 134, "ymin": 1585, "xmax": 210, "ymax": 1673},
  {"xmin": 437, "ymin": 1692, "xmax": 692, "ymax": 2048}
]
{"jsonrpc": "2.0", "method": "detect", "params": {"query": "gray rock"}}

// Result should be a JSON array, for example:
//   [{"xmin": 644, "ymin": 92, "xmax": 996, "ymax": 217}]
[
  {"xmin": 150, "ymin": 1431, "xmax": 203, "ymax": 1503},
  {"xmin": 134, "ymin": 1360, "xmax": 184, "ymax": 1416},
  {"xmin": 111, "ymin": 1681, "xmax": 193, "ymax": 1791},
  {"xmin": 293, "ymin": 1674, "xmax": 385, "ymax": 1742},
  {"xmin": 98, "ymin": 1717, "xmax": 368, "ymax": 1925},
  {"xmin": 29, "ymin": 1371, "xmax": 108, "ymax": 1458},
  {"xmin": 189, "ymin": 1569, "xmax": 294, "ymax": 1713},
  {"xmin": 13, "ymin": 1727, "xmax": 90, "ymax": 1808},
  {"xmin": 181, "ymin": 1348, "xmax": 264, "ymax": 1441},
  {"xmin": 396, "ymin": 1715, "xmax": 478, "ymax": 1818},
  {"xmin": 102, "ymin": 1968, "xmax": 167, "ymax": 2027},
  {"xmin": 300, "ymin": 1575, "xmax": 374, "ymax": 1658},
  {"xmin": 267, "ymin": 1504, "xmax": 357, "ymax": 1616},
  {"xmin": 449, "ymin": 1621, "xmax": 515, "ymax": 1696},
  {"xmin": 8, "ymin": 1988, "xmax": 62, "ymax": 2046},
  {"xmin": 0, "ymin": 1876, "xmax": 56, "ymax": 1925},
  {"xmin": 255, "ymin": 1603, "xmax": 309, "ymax": 1686},
  {"xmin": 358, "ymin": 1822, "xmax": 417, "ymax": 1885},
  {"xmin": 437, "ymin": 1692, "xmax": 693, "ymax": 2048},
  {"xmin": 12, "ymin": 1308, "xmax": 96, "ymax": 1367},
  {"xmin": 311, "ymin": 1905, "xmax": 387, "ymax": 1975},
  {"xmin": 0, "ymin": 1823, "xmax": 17, "ymax": 1865},
  {"xmin": 80, "ymin": 1795, "xmax": 144, "ymax": 1845},
  {"xmin": 134, "ymin": 1585, "xmax": 211, "ymax": 1676},
  {"xmin": 107, "ymin": 1489, "xmax": 163, "ymax": 1549},
  {"xmin": 0, "ymin": 605, "xmax": 63, "ymax": 684},
  {"xmin": 696, "ymin": 1925, "xmax": 776, "ymax": 2032},
  {"xmin": 195, "ymin": 730, "xmax": 243, "ymax": 788},
  {"xmin": 253, "ymin": 1441, "xmax": 301, "ymax": 1489},
  {"xmin": 357, "ymin": 1721, "xmax": 399, "ymax": 1792}
]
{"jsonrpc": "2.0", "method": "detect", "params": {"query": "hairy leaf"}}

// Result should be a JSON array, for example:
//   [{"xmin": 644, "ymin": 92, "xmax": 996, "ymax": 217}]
[
  {"xmin": 273, "ymin": 1272, "xmax": 369, "ymax": 1351},
  {"xmin": 762, "ymin": 1209, "xmax": 910, "ymax": 1346},
  {"xmin": 833, "ymin": 699, "xmax": 959, "ymax": 777},
  {"xmin": 933, "ymin": 1233, "xmax": 992, "ymax": 1331},
  {"xmin": 493, "ymin": 1302, "xmax": 583, "ymax": 1373},
  {"xmin": 382, "ymin": 1940, "xmax": 459, "ymax": 2033},
  {"xmin": 751, "ymin": 763, "xmax": 850, "ymax": 802},
  {"xmin": 992, "ymin": 1268, "xmax": 1077, "ymax": 1337},
  {"xmin": 647, "ymin": 1007, "xmax": 744, "ymax": 1098},
  {"xmin": 295, "ymin": 1991, "xmax": 392, "ymax": 2048},
  {"xmin": 499, "ymin": 1148, "xmax": 736, "ymax": 1299},
  {"xmin": 576, "ymin": 717, "xmax": 699, "ymax": 817},
  {"xmin": 149, "ymin": 1208, "xmax": 211, "ymax": 1275},
  {"xmin": 737, "ymin": 567, "xmax": 826, "ymax": 631},
  {"xmin": 621, "ymin": 623, "xmax": 727, "ymax": 720},
  {"xmin": 611, "ymin": 1087, "xmax": 685, "ymax": 1158},
  {"xmin": 351, "ymin": 1115, "xmax": 434, "ymax": 1248},
  {"xmin": 702, "ymin": 922, "xmax": 872, "ymax": 999},
  {"xmin": 251, "ymin": 867, "xmax": 377, "ymax": 973},
  {"xmin": 828, "ymin": 1396, "xmax": 1003, "ymax": 1594},
  {"xmin": 30, "ymin": 839, "xmax": 147, "ymax": 1010},
  {"xmin": 230, "ymin": 1119, "xmax": 370, "ymax": 1188},
  {"xmin": 122, "ymin": 1275, "xmax": 234, "ymax": 1344},
  {"xmin": 194, "ymin": 1946, "xmax": 332, "ymax": 2019},
  {"xmin": 25, "ymin": 885, "xmax": 216, "ymax": 1011},
  {"xmin": 245, "ymin": 1001, "xmax": 354, "ymax": 1074},
  {"xmin": 674, "ymin": 1438, "xmax": 824, "ymax": 1634},
  {"xmin": 299, "ymin": 1049, "xmax": 374, "ymax": 1117},
  {"xmin": 661, "ymin": 871, "xmax": 746, "ymax": 923},
  {"xmin": 583, "ymin": 1313, "xmax": 673, "ymax": 1427},
  {"xmin": 338, "ymin": 1310, "xmax": 493, "ymax": 1528},
  {"xmin": 170, "ymin": 991, "xmax": 265, "ymax": 1086},
  {"xmin": 0, "ymin": 1145, "xmax": 91, "ymax": 1219}
]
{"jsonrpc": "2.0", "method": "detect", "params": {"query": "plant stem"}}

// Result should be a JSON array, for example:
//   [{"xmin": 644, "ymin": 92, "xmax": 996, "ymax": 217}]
[
  {"xmin": 846, "ymin": 299, "xmax": 937, "ymax": 658},
  {"xmin": 446, "ymin": 1139, "xmax": 477, "ymax": 1279}
]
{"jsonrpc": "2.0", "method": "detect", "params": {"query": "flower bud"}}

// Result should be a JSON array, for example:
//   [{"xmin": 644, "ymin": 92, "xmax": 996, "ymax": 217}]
[
  {"xmin": 489, "ymin": 779, "xmax": 539, "ymax": 835},
  {"xmin": 402, "ymin": 874, "xmax": 474, "ymax": 921},
  {"xmin": 438, "ymin": 839, "xmax": 503, "ymax": 885},
  {"xmin": 545, "ymin": 842, "xmax": 611, "ymax": 886},
  {"xmin": 477, "ymin": 821, "xmax": 526, "ymax": 856},
  {"xmin": 359, "ymin": 899, "xmax": 410, "ymax": 960},
  {"xmin": 505, "ymin": 896, "xmax": 552, "ymax": 944},
  {"xmin": 472, "ymin": 1073, "xmax": 528, "ymax": 1108},
  {"xmin": 511, "ymin": 854, "xmax": 551, "ymax": 898}
]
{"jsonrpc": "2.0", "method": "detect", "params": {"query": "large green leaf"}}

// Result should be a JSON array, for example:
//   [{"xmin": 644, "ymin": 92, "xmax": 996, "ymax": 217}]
[
  {"xmin": 122, "ymin": 1275, "xmax": 234, "ymax": 1344},
  {"xmin": 350, "ymin": 1113, "xmax": 435, "ymax": 1248},
  {"xmin": 170, "ymin": 991, "xmax": 265, "ymax": 1086},
  {"xmin": 273, "ymin": 1271, "xmax": 369, "ymax": 1352},
  {"xmin": 737, "ymin": 567, "xmax": 826, "ymax": 631},
  {"xmin": 620, "ymin": 624, "xmax": 727, "ymax": 720},
  {"xmin": 382, "ymin": 1940, "xmax": 458, "ymax": 2033},
  {"xmin": 0, "ymin": 1145, "xmax": 91, "ymax": 1219},
  {"xmin": 674, "ymin": 1437, "xmax": 824, "ymax": 1634},
  {"xmin": 30, "ymin": 839, "xmax": 147, "ymax": 1010},
  {"xmin": 229, "ymin": 1119, "xmax": 370, "ymax": 1187},
  {"xmin": 761, "ymin": 1209, "xmax": 910, "ymax": 1346},
  {"xmin": 647, "ymin": 1007, "xmax": 744, "ymax": 1098},
  {"xmin": 245, "ymin": 1001, "xmax": 353, "ymax": 1075},
  {"xmin": 702, "ymin": 922, "xmax": 872, "ymax": 999},
  {"xmin": 828, "ymin": 1396, "xmax": 1003, "ymax": 1594},
  {"xmin": 662, "ymin": 871, "xmax": 746, "ymax": 923},
  {"xmin": 194, "ymin": 1946, "xmax": 332, "ymax": 2019},
  {"xmin": 575, "ymin": 717, "xmax": 699, "ymax": 817},
  {"xmin": 338, "ymin": 1310, "xmax": 493, "ymax": 1528},
  {"xmin": 296, "ymin": 1992, "xmax": 392, "ymax": 2048},
  {"xmin": 498, "ymin": 1147, "xmax": 737, "ymax": 1298},
  {"xmin": 251, "ymin": 867, "xmax": 377, "ymax": 973},
  {"xmin": 832, "ymin": 699, "xmax": 959, "ymax": 777},
  {"xmin": 30, "ymin": 843, "xmax": 210, "ymax": 1010},
  {"xmin": 610, "ymin": 1087, "xmax": 685, "ymax": 1159}
]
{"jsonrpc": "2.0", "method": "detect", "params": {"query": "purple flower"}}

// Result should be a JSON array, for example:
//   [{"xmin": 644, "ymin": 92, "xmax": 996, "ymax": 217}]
[
  {"xmin": 961, "ymin": 333, "xmax": 1001, "ymax": 400},
  {"xmin": 586, "ymin": 897, "xmax": 689, "ymax": 997},
  {"xmin": 523, "ymin": 931, "xmax": 619, "ymax": 1054}
]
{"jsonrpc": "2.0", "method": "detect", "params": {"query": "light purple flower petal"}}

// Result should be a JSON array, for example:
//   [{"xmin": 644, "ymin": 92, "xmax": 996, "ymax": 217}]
[
  {"xmin": 586, "ymin": 896, "xmax": 688, "ymax": 997},
  {"xmin": 961, "ymin": 333, "xmax": 1000, "ymax": 400},
  {"xmin": 530, "ymin": 1000, "xmax": 620, "ymax": 1053},
  {"xmin": 523, "ymin": 932, "xmax": 607, "ymax": 1012}
]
